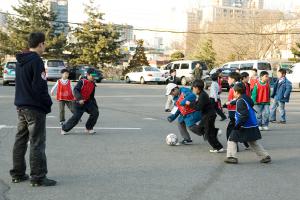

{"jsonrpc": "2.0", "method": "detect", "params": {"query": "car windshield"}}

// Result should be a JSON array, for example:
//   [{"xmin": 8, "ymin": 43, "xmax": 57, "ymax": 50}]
[
  {"xmin": 240, "ymin": 63, "xmax": 254, "ymax": 70},
  {"xmin": 6, "ymin": 62, "xmax": 16, "ymax": 69},
  {"xmin": 47, "ymin": 60, "xmax": 65, "ymax": 68},
  {"xmin": 258, "ymin": 62, "xmax": 271, "ymax": 70},
  {"xmin": 144, "ymin": 67, "xmax": 160, "ymax": 72}
]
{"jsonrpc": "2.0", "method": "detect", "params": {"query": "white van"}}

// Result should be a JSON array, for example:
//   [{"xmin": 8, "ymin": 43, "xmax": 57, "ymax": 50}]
[
  {"xmin": 43, "ymin": 59, "xmax": 66, "ymax": 81},
  {"xmin": 286, "ymin": 63, "xmax": 300, "ymax": 90},
  {"xmin": 221, "ymin": 60, "xmax": 273, "ymax": 77},
  {"xmin": 162, "ymin": 60, "xmax": 208, "ymax": 85}
]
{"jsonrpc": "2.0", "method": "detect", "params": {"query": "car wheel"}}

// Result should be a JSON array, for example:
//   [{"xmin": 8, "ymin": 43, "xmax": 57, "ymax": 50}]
[
  {"xmin": 140, "ymin": 77, "xmax": 146, "ymax": 84},
  {"xmin": 96, "ymin": 79, "xmax": 102, "ymax": 83},
  {"xmin": 125, "ymin": 76, "xmax": 131, "ymax": 83},
  {"xmin": 181, "ymin": 77, "xmax": 187, "ymax": 86}
]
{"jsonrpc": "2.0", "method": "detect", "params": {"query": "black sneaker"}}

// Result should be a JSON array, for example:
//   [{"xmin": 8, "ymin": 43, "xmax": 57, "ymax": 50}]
[
  {"xmin": 30, "ymin": 178, "xmax": 57, "ymax": 187},
  {"xmin": 180, "ymin": 139, "xmax": 193, "ymax": 145},
  {"xmin": 12, "ymin": 174, "xmax": 29, "ymax": 183},
  {"xmin": 260, "ymin": 156, "xmax": 272, "ymax": 163},
  {"xmin": 165, "ymin": 109, "xmax": 171, "ymax": 112},
  {"xmin": 224, "ymin": 157, "xmax": 238, "ymax": 164}
]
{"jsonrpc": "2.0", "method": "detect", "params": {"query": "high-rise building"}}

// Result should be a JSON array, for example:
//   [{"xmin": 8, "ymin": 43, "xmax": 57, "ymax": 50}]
[{"xmin": 45, "ymin": 0, "xmax": 68, "ymax": 35}]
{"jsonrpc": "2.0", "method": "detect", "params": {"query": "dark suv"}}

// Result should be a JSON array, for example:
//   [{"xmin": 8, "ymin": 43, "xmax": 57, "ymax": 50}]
[{"xmin": 68, "ymin": 65, "xmax": 103, "ymax": 83}]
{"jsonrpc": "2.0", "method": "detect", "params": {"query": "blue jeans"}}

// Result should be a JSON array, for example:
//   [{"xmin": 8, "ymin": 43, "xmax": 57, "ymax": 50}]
[
  {"xmin": 255, "ymin": 104, "xmax": 270, "ymax": 127},
  {"xmin": 270, "ymin": 99, "xmax": 286, "ymax": 122}
]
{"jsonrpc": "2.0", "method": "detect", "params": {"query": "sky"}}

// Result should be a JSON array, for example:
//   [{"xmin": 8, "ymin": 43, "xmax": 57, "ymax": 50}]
[{"xmin": 1, "ymin": 0, "xmax": 300, "ymax": 46}]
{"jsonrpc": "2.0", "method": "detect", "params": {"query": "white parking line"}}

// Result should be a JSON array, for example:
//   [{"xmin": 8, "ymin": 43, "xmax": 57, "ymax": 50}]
[{"xmin": 0, "ymin": 125, "xmax": 141, "ymax": 130}]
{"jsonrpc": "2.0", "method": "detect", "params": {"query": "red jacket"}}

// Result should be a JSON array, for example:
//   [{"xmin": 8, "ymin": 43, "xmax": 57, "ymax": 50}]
[{"xmin": 56, "ymin": 80, "xmax": 75, "ymax": 101}]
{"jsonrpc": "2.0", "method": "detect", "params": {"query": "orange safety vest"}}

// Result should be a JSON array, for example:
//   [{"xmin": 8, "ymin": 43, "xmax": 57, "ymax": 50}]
[
  {"xmin": 175, "ymin": 93, "xmax": 196, "ymax": 116},
  {"xmin": 57, "ymin": 80, "xmax": 75, "ymax": 101}
]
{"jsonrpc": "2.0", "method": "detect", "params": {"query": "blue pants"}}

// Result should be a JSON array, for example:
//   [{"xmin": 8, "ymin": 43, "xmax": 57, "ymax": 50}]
[
  {"xmin": 255, "ymin": 104, "xmax": 270, "ymax": 127},
  {"xmin": 270, "ymin": 99, "xmax": 286, "ymax": 122}
]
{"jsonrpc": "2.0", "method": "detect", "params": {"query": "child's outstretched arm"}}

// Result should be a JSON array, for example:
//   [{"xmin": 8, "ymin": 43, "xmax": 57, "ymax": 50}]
[{"xmin": 50, "ymin": 80, "xmax": 59, "ymax": 96}]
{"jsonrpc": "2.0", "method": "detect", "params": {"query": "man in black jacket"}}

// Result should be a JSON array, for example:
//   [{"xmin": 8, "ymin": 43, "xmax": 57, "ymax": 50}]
[
  {"xmin": 10, "ymin": 32, "xmax": 56, "ymax": 187},
  {"xmin": 186, "ymin": 80, "xmax": 224, "ymax": 152}
]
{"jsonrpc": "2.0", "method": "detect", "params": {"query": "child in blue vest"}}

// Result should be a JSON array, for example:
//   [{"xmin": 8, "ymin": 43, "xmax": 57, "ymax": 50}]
[
  {"xmin": 225, "ymin": 83, "xmax": 271, "ymax": 164},
  {"xmin": 166, "ymin": 83, "xmax": 202, "ymax": 144},
  {"xmin": 251, "ymin": 71, "xmax": 271, "ymax": 131}
]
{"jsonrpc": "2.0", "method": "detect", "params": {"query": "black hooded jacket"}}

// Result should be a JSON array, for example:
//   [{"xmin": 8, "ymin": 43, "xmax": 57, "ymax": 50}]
[{"xmin": 14, "ymin": 51, "xmax": 52, "ymax": 114}]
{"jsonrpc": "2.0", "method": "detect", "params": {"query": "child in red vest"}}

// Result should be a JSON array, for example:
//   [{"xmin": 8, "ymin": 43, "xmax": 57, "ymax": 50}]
[
  {"xmin": 51, "ymin": 69, "xmax": 75, "ymax": 125},
  {"xmin": 250, "ymin": 68, "xmax": 258, "ymax": 91},
  {"xmin": 241, "ymin": 72, "xmax": 250, "ymax": 97},
  {"xmin": 251, "ymin": 71, "xmax": 270, "ymax": 131},
  {"xmin": 61, "ymin": 68, "xmax": 99, "ymax": 135}
]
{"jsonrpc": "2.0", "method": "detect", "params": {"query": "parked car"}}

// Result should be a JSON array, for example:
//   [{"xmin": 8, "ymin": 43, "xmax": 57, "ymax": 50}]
[
  {"xmin": 68, "ymin": 65, "xmax": 103, "ymax": 83},
  {"xmin": 286, "ymin": 63, "xmax": 300, "ymax": 90},
  {"xmin": 204, "ymin": 68, "xmax": 235, "ymax": 91},
  {"xmin": 221, "ymin": 60, "xmax": 273, "ymax": 78},
  {"xmin": 125, "ymin": 66, "xmax": 166, "ymax": 84},
  {"xmin": 161, "ymin": 60, "xmax": 208, "ymax": 85},
  {"xmin": 44, "ymin": 59, "xmax": 66, "ymax": 81},
  {"xmin": 2, "ymin": 61, "xmax": 17, "ymax": 86}
]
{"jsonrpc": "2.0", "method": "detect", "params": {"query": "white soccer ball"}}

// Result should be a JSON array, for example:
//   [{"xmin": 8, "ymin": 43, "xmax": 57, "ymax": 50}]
[{"xmin": 166, "ymin": 133, "xmax": 178, "ymax": 146}]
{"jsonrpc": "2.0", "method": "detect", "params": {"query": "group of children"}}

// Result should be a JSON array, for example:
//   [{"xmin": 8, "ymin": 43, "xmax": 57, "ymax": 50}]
[
  {"xmin": 50, "ymin": 68, "xmax": 99, "ymax": 135},
  {"xmin": 165, "ymin": 68, "xmax": 292, "ymax": 164}
]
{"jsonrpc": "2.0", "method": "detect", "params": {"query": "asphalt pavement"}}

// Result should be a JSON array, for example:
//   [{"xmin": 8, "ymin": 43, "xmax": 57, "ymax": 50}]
[{"xmin": 0, "ymin": 81, "xmax": 300, "ymax": 200}]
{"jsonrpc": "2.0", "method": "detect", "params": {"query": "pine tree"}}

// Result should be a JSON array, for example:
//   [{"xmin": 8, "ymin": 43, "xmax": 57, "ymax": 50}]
[
  {"xmin": 0, "ymin": 0, "xmax": 66, "ymax": 58},
  {"xmin": 67, "ymin": 0, "xmax": 123, "ymax": 67},
  {"xmin": 191, "ymin": 39, "xmax": 216, "ymax": 70},
  {"xmin": 291, "ymin": 43, "xmax": 300, "ymax": 58},
  {"xmin": 170, "ymin": 51, "xmax": 184, "ymax": 61},
  {"xmin": 124, "ymin": 39, "xmax": 149, "ymax": 74}
]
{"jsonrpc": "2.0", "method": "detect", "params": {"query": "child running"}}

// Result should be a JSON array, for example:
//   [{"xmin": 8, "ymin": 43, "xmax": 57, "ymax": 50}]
[
  {"xmin": 61, "ymin": 68, "xmax": 99, "ymax": 135},
  {"xmin": 224, "ymin": 83, "xmax": 271, "ymax": 164},
  {"xmin": 51, "ymin": 69, "xmax": 75, "ymax": 125},
  {"xmin": 210, "ymin": 73, "xmax": 227, "ymax": 121}
]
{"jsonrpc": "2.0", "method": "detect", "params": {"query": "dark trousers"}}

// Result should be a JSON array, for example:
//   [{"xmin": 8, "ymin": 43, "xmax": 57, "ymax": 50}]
[
  {"xmin": 178, "ymin": 123, "xmax": 203, "ymax": 140},
  {"xmin": 10, "ymin": 108, "xmax": 48, "ymax": 181},
  {"xmin": 62, "ymin": 101, "xmax": 99, "ymax": 132},
  {"xmin": 59, "ymin": 100, "xmax": 74, "ymax": 122},
  {"xmin": 211, "ymin": 98, "xmax": 227, "ymax": 120},
  {"xmin": 202, "ymin": 114, "xmax": 223, "ymax": 150},
  {"xmin": 226, "ymin": 117, "xmax": 249, "ymax": 149}
]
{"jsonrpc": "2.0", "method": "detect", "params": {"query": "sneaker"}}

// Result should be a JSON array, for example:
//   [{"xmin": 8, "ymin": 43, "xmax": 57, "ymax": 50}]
[
  {"xmin": 262, "ymin": 126, "xmax": 269, "ymax": 131},
  {"xmin": 259, "ymin": 126, "xmax": 263, "ymax": 131},
  {"xmin": 209, "ymin": 148, "xmax": 225, "ymax": 153},
  {"xmin": 217, "ymin": 129, "xmax": 222, "ymax": 137},
  {"xmin": 244, "ymin": 147, "xmax": 250, "ymax": 150},
  {"xmin": 61, "ymin": 129, "xmax": 68, "ymax": 135},
  {"xmin": 224, "ymin": 157, "xmax": 238, "ymax": 164},
  {"xmin": 279, "ymin": 121, "xmax": 286, "ymax": 124},
  {"xmin": 12, "ymin": 174, "xmax": 29, "ymax": 183},
  {"xmin": 59, "ymin": 121, "xmax": 65, "ymax": 126},
  {"xmin": 165, "ymin": 109, "xmax": 171, "ymax": 112},
  {"xmin": 270, "ymin": 120, "xmax": 277, "ymax": 123},
  {"xmin": 180, "ymin": 139, "xmax": 193, "ymax": 145},
  {"xmin": 260, "ymin": 155, "xmax": 272, "ymax": 163},
  {"xmin": 85, "ymin": 129, "xmax": 96, "ymax": 135},
  {"xmin": 30, "ymin": 178, "xmax": 56, "ymax": 187}
]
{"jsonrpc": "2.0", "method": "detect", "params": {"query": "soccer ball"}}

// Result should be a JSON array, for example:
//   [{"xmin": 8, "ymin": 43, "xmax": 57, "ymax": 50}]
[{"xmin": 166, "ymin": 133, "xmax": 178, "ymax": 146}]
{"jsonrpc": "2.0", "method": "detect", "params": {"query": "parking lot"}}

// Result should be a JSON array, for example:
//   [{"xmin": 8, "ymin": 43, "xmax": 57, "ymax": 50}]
[{"xmin": 1, "ymin": 81, "xmax": 300, "ymax": 200}]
